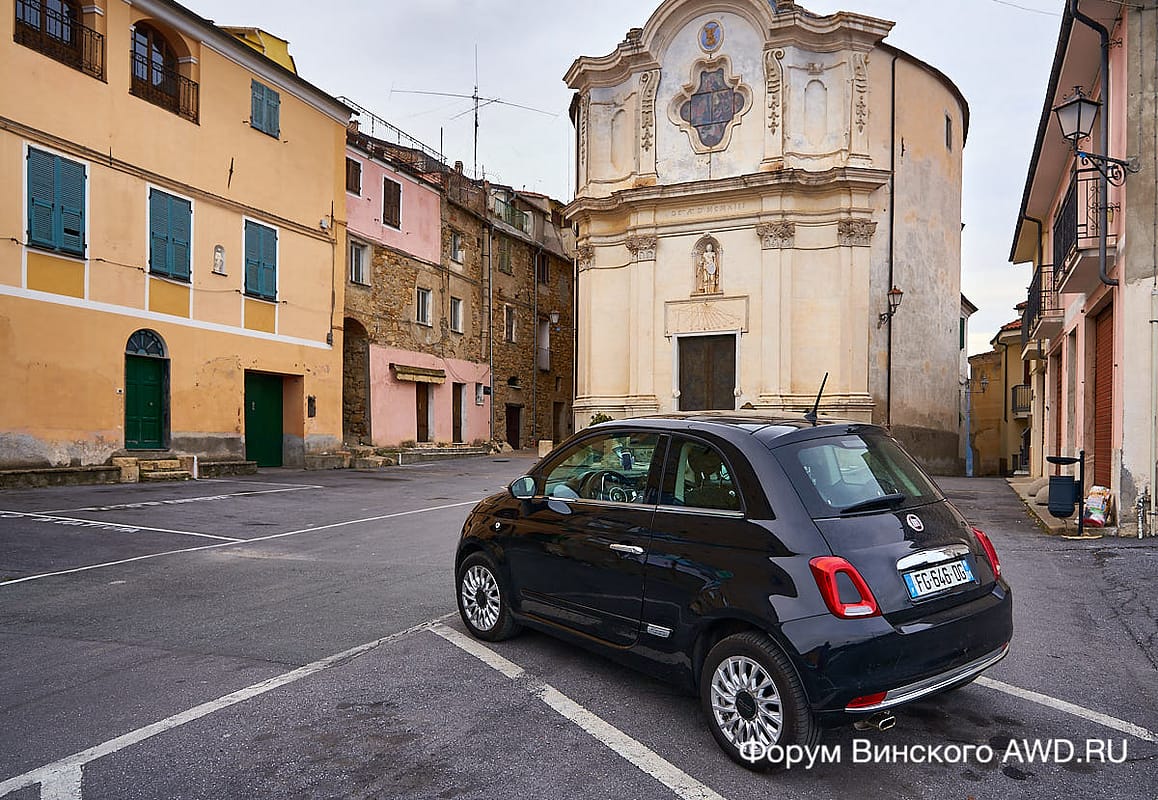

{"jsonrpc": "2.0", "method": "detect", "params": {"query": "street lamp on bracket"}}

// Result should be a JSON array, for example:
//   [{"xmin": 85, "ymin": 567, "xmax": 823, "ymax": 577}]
[
  {"xmin": 1052, "ymin": 87, "xmax": 1140, "ymax": 186},
  {"xmin": 877, "ymin": 285, "xmax": 904, "ymax": 328}
]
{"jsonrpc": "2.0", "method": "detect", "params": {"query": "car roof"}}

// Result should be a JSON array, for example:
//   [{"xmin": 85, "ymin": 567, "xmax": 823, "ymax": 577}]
[{"xmin": 590, "ymin": 413, "xmax": 885, "ymax": 446}]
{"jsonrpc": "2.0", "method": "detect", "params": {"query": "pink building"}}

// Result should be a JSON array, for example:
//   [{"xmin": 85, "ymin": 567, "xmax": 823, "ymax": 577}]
[
  {"xmin": 1012, "ymin": 0, "xmax": 1157, "ymax": 536},
  {"xmin": 342, "ymin": 125, "xmax": 492, "ymax": 448}
]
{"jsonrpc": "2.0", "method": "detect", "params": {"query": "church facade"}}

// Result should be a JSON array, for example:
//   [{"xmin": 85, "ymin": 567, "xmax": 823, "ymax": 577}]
[{"xmin": 564, "ymin": 0, "xmax": 969, "ymax": 472}]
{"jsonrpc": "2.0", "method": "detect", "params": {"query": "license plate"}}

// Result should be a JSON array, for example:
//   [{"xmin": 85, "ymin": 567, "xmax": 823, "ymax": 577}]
[{"xmin": 903, "ymin": 558, "xmax": 975, "ymax": 599}]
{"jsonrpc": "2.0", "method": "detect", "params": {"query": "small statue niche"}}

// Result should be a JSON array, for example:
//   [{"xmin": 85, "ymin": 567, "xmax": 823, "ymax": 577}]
[{"xmin": 693, "ymin": 236, "xmax": 722, "ymax": 295}]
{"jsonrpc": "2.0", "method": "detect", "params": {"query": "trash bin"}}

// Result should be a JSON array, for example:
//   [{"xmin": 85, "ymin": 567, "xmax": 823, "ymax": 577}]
[{"xmin": 1048, "ymin": 475, "xmax": 1078, "ymax": 518}]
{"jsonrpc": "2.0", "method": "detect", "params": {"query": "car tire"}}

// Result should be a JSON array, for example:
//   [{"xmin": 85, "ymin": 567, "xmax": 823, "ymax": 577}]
[
  {"xmin": 700, "ymin": 631, "xmax": 819, "ymax": 770},
  {"xmin": 456, "ymin": 552, "xmax": 521, "ymax": 642}
]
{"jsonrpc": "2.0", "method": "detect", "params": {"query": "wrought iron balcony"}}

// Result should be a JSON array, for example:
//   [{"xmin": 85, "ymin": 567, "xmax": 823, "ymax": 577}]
[
  {"xmin": 494, "ymin": 197, "xmax": 529, "ymax": 233},
  {"xmin": 1022, "ymin": 263, "xmax": 1063, "ymax": 347},
  {"xmin": 130, "ymin": 52, "xmax": 199, "ymax": 123},
  {"xmin": 1011, "ymin": 384, "xmax": 1031, "ymax": 418},
  {"xmin": 1053, "ymin": 169, "xmax": 1118, "ymax": 294},
  {"xmin": 14, "ymin": 0, "xmax": 104, "ymax": 80}
]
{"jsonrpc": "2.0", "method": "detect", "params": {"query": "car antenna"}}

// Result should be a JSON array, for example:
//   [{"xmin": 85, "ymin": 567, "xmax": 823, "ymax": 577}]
[{"xmin": 803, "ymin": 372, "xmax": 828, "ymax": 426}]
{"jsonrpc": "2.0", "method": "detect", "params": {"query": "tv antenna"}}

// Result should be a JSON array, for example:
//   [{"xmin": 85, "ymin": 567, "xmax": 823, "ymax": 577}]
[{"xmin": 393, "ymin": 48, "xmax": 556, "ymax": 179}]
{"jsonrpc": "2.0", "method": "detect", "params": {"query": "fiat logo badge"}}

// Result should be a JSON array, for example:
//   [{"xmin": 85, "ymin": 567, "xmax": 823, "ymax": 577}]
[{"xmin": 905, "ymin": 513, "xmax": 924, "ymax": 532}]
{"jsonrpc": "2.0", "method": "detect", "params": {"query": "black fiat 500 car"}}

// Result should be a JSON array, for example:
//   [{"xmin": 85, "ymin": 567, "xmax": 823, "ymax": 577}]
[{"xmin": 454, "ymin": 415, "xmax": 1012, "ymax": 767}]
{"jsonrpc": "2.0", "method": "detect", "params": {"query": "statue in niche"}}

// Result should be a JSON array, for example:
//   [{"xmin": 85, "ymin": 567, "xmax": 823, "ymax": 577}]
[{"xmin": 695, "ymin": 239, "xmax": 722, "ymax": 294}]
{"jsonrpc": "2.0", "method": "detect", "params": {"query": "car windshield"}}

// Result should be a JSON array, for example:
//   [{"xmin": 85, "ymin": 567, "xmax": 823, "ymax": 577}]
[{"xmin": 776, "ymin": 432, "xmax": 942, "ymax": 518}]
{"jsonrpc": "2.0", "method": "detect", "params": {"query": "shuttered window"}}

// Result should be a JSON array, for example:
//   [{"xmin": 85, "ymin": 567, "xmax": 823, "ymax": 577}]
[
  {"xmin": 250, "ymin": 80, "xmax": 280, "ymax": 137},
  {"xmin": 27, "ymin": 147, "xmax": 85, "ymax": 256},
  {"xmin": 1093, "ymin": 306, "xmax": 1114, "ymax": 487},
  {"xmin": 244, "ymin": 220, "xmax": 277, "ymax": 300},
  {"xmin": 148, "ymin": 188, "xmax": 191, "ymax": 280},
  {"xmin": 382, "ymin": 177, "xmax": 401, "ymax": 228}
]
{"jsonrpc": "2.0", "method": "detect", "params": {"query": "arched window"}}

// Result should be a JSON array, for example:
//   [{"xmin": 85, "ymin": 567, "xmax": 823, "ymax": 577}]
[
  {"xmin": 126, "ymin": 328, "xmax": 166, "ymax": 357},
  {"xmin": 129, "ymin": 22, "xmax": 197, "ymax": 122},
  {"xmin": 124, "ymin": 329, "xmax": 169, "ymax": 449},
  {"xmin": 131, "ymin": 23, "xmax": 176, "ymax": 97}
]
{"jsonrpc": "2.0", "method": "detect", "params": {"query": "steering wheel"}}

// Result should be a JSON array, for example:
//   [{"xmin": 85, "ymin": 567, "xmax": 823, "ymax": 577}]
[{"xmin": 579, "ymin": 469, "xmax": 629, "ymax": 501}]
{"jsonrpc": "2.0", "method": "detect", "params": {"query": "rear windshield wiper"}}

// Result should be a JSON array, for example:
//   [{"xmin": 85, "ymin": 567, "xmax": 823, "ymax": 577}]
[{"xmin": 839, "ymin": 492, "xmax": 907, "ymax": 515}]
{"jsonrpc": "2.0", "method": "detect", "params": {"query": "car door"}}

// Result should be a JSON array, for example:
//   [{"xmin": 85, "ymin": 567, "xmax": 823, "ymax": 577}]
[
  {"xmin": 641, "ymin": 435, "xmax": 775, "ymax": 644},
  {"xmin": 503, "ymin": 430, "xmax": 666, "ymax": 646}
]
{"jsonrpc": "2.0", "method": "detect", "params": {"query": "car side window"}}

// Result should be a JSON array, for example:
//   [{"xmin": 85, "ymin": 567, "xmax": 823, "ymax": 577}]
[
  {"xmin": 541, "ymin": 431, "xmax": 661, "ymax": 505},
  {"xmin": 660, "ymin": 437, "xmax": 741, "ymax": 512}
]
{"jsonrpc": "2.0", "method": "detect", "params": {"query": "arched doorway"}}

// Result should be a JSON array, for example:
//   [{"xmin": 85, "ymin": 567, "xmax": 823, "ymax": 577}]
[
  {"xmin": 342, "ymin": 317, "xmax": 370, "ymax": 444},
  {"xmin": 124, "ymin": 329, "xmax": 169, "ymax": 449}
]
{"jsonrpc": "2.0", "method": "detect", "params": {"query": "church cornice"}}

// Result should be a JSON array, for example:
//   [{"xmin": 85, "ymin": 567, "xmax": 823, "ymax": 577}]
[{"xmin": 563, "ymin": 167, "xmax": 891, "ymax": 220}]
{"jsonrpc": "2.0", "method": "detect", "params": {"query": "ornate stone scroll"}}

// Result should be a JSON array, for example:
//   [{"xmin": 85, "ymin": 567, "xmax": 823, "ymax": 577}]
[
  {"xmin": 853, "ymin": 53, "xmax": 869, "ymax": 134},
  {"xmin": 576, "ymin": 243, "xmax": 595, "ymax": 270},
  {"xmin": 765, "ymin": 49, "xmax": 784, "ymax": 135}
]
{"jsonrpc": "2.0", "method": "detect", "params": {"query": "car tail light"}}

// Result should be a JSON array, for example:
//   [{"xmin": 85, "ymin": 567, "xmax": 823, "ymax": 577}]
[
  {"xmin": 972, "ymin": 527, "xmax": 1001, "ymax": 578},
  {"xmin": 846, "ymin": 691, "xmax": 887, "ymax": 709},
  {"xmin": 809, "ymin": 556, "xmax": 880, "ymax": 619}
]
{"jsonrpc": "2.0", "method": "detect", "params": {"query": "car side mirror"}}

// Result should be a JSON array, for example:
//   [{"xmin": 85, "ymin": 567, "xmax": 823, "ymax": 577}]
[{"xmin": 509, "ymin": 476, "xmax": 536, "ymax": 500}]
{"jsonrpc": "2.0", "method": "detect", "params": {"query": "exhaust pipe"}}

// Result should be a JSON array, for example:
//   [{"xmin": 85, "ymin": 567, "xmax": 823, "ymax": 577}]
[{"xmin": 854, "ymin": 711, "xmax": 896, "ymax": 732}]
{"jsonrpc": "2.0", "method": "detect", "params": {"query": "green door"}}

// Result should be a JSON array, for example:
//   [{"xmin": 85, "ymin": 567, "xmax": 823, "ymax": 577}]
[
  {"xmin": 125, "ymin": 355, "xmax": 165, "ymax": 449},
  {"xmin": 245, "ymin": 372, "xmax": 283, "ymax": 467}
]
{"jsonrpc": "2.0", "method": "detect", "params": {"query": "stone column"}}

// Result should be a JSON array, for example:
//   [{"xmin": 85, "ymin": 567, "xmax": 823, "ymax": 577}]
[{"xmin": 756, "ymin": 222, "xmax": 794, "ymax": 404}]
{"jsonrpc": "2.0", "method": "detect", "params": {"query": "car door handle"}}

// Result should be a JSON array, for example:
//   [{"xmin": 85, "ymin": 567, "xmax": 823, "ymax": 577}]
[{"xmin": 609, "ymin": 543, "xmax": 644, "ymax": 555}]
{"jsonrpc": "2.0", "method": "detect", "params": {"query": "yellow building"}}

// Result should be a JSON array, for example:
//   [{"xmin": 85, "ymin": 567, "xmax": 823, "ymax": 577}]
[{"xmin": 1, "ymin": 0, "xmax": 349, "ymax": 469}]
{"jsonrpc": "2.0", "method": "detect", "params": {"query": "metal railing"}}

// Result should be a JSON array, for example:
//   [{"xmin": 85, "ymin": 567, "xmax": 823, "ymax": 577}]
[
  {"xmin": 1022, "ymin": 263, "xmax": 1060, "ymax": 345},
  {"xmin": 15, "ymin": 0, "xmax": 104, "ymax": 80},
  {"xmin": 493, "ymin": 196, "xmax": 529, "ymax": 233},
  {"xmin": 130, "ymin": 52, "xmax": 199, "ymax": 123},
  {"xmin": 1053, "ymin": 169, "xmax": 1117, "ymax": 271},
  {"xmin": 1012, "ymin": 384, "xmax": 1031, "ymax": 416}
]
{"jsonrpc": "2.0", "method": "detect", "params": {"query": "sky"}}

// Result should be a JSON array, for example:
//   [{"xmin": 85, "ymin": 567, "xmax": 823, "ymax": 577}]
[{"xmin": 190, "ymin": 0, "xmax": 1065, "ymax": 356}]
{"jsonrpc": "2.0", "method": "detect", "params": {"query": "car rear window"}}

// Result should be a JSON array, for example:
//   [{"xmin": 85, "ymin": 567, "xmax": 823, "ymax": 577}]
[{"xmin": 775, "ymin": 432, "xmax": 942, "ymax": 519}]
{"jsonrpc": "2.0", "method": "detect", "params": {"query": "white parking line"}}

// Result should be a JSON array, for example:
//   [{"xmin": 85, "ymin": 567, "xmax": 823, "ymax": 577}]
[
  {"xmin": 0, "ymin": 614, "xmax": 455, "ymax": 800},
  {"xmin": 0, "ymin": 500, "xmax": 481, "ymax": 587},
  {"xmin": 976, "ymin": 676, "xmax": 1158, "ymax": 742},
  {"xmin": 430, "ymin": 623, "xmax": 727, "ymax": 800},
  {"xmin": 41, "ymin": 485, "xmax": 322, "ymax": 514},
  {"xmin": 0, "ymin": 511, "xmax": 239, "ymax": 542}
]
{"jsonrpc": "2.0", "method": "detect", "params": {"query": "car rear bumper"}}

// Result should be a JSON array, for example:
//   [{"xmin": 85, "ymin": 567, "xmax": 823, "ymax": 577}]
[
  {"xmin": 841, "ymin": 642, "xmax": 1008, "ymax": 712},
  {"xmin": 780, "ymin": 581, "xmax": 1012, "ymax": 722}
]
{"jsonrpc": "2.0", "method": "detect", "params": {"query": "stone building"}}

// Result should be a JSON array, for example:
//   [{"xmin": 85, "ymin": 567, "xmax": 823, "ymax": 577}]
[
  {"xmin": 343, "ymin": 126, "xmax": 490, "ymax": 448},
  {"xmin": 486, "ymin": 186, "xmax": 576, "ymax": 450},
  {"xmin": 564, "ymin": 0, "xmax": 970, "ymax": 472},
  {"xmin": 341, "ymin": 115, "xmax": 575, "ymax": 451}
]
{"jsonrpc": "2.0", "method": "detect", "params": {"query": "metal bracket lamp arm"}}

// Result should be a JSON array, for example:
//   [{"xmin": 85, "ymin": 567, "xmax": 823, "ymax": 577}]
[{"xmin": 1075, "ymin": 150, "xmax": 1140, "ymax": 187}]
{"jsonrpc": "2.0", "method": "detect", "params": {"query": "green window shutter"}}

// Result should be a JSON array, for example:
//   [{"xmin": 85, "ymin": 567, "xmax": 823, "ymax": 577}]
[
  {"xmin": 27, "ymin": 148, "xmax": 56, "ymax": 249},
  {"xmin": 57, "ymin": 158, "xmax": 85, "ymax": 256},
  {"xmin": 244, "ymin": 220, "xmax": 261, "ymax": 295},
  {"xmin": 251, "ymin": 80, "xmax": 266, "ymax": 133},
  {"xmin": 169, "ymin": 195, "xmax": 192, "ymax": 280},
  {"xmin": 149, "ymin": 188, "xmax": 170, "ymax": 274},
  {"xmin": 259, "ymin": 225, "xmax": 277, "ymax": 298},
  {"xmin": 265, "ymin": 87, "xmax": 280, "ymax": 138}
]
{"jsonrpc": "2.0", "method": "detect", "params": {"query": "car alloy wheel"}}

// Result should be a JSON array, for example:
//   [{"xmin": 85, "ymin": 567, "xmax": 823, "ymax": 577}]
[
  {"xmin": 456, "ymin": 552, "xmax": 521, "ymax": 642},
  {"xmin": 700, "ymin": 632, "xmax": 819, "ymax": 770},
  {"xmin": 461, "ymin": 564, "xmax": 501, "ymax": 632},
  {"xmin": 710, "ymin": 655, "xmax": 784, "ymax": 752}
]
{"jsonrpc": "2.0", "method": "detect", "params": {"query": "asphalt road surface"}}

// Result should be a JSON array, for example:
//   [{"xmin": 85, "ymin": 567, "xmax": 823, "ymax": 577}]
[{"xmin": 1, "ymin": 459, "xmax": 1155, "ymax": 799}]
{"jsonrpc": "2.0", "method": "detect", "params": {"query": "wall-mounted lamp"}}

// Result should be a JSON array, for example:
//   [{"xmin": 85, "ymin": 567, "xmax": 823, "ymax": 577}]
[
  {"xmin": 965, "ymin": 375, "xmax": 989, "ymax": 395},
  {"xmin": 1052, "ymin": 87, "xmax": 1139, "ymax": 185},
  {"xmin": 548, "ymin": 310, "xmax": 560, "ymax": 325},
  {"xmin": 877, "ymin": 285, "xmax": 904, "ymax": 328}
]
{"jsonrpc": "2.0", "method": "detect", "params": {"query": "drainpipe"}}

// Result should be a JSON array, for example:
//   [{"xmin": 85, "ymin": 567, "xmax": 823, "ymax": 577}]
[
  {"xmin": 1022, "ymin": 213, "xmax": 1046, "ymax": 473},
  {"xmin": 1070, "ymin": 0, "xmax": 1118, "ymax": 287},
  {"xmin": 487, "ymin": 220, "xmax": 495, "ymax": 443},
  {"xmin": 533, "ymin": 244, "xmax": 542, "ymax": 445},
  {"xmin": 1150, "ymin": 287, "xmax": 1157, "ymax": 536},
  {"xmin": 886, "ymin": 54, "xmax": 899, "ymax": 427}
]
